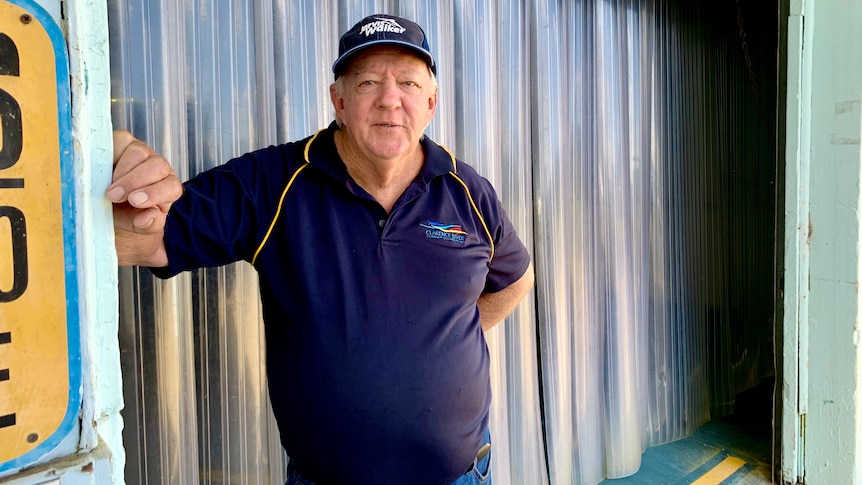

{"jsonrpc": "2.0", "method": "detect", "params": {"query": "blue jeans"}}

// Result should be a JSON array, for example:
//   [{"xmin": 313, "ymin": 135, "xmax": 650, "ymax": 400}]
[{"xmin": 285, "ymin": 430, "xmax": 492, "ymax": 485}]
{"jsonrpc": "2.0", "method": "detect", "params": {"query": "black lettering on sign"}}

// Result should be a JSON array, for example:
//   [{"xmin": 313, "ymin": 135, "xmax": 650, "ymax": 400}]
[
  {"xmin": 0, "ymin": 33, "xmax": 19, "ymax": 76},
  {"xmin": 0, "ymin": 332, "xmax": 9, "ymax": 382},
  {"xmin": 0, "ymin": 207, "xmax": 27, "ymax": 302},
  {"xmin": 0, "ymin": 414, "xmax": 15, "ymax": 429},
  {"xmin": 0, "ymin": 88, "xmax": 22, "ymax": 171},
  {"xmin": 0, "ymin": 34, "xmax": 24, "ymax": 187}
]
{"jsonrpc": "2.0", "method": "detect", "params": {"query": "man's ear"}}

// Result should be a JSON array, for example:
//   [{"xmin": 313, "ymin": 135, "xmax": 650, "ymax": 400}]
[
  {"xmin": 428, "ymin": 87, "xmax": 438, "ymax": 116},
  {"xmin": 330, "ymin": 83, "xmax": 344, "ymax": 113}
]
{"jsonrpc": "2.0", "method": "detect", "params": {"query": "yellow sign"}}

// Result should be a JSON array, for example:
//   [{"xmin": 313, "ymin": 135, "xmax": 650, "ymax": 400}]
[{"xmin": 0, "ymin": 0, "xmax": 80, "ymax": 471}]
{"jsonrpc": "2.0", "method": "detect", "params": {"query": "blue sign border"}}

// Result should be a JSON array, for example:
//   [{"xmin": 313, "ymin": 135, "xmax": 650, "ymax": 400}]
[{"xmin": 0, "ymin": 0, "xmax": 82, "ymax": 473}]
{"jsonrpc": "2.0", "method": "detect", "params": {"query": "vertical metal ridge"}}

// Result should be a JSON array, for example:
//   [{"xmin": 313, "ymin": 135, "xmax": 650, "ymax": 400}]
[{"xmin": 109, "ymin": 1, "xmax": 777, "ymax": 484}]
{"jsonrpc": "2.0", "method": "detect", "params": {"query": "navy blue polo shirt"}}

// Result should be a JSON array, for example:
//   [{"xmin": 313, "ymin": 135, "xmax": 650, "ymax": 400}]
[{"xmin": 155, "ymin": 123, "xmax": 531, "ymax": 485}]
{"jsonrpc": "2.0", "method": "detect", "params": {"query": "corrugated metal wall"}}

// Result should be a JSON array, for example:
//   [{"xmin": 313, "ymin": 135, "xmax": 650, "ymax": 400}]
[{"xmin": 108, "ymin": 0, "xmax": 777, "ymax": 484}]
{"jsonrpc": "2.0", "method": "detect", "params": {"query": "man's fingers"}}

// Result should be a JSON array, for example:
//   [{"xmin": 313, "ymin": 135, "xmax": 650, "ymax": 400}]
[
  {"xmin": 113, "ymin": 204, "xmax": 168, "ymax": 234},
  {"xmin": 113, "ymin": 131, "xmax": 158, "ymax": 174},
  {"xmin": 132, "ymin": 207, "xmax": 161, "ymax": 232},
  {"xmin": 110, "ymin": 131, "xmax": 175, "ymax": 267},
  {"xmin": 117, "ymin": 170, "xmax": 183, "ymax": 209},
  {"xmin": 108, "ymin": 151, "xmax": 180, "ymax": 206},
  {"xmin": 112, "ymin": 130, "xmax": 137, "ymax": 163},
  {"xmin": 110, "ymin": 152, "xmax": 175, "ymax": 195},
  {"xmin": 112, "ymin": 132, "xmax": 163, "ymax": 182},
  {"xmin": 110, "ymin": 130, "xmax": 178, "ymax": 203}
]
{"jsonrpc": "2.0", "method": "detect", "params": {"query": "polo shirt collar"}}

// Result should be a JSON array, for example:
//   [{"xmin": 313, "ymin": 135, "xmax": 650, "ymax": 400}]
[{"xmin": 304, "ymin": 122, "xmax": 459, "ymax": 185}]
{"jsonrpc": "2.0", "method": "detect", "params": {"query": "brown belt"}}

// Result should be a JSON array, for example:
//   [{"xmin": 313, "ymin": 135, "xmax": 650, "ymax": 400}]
[{"xmin": 465, "ymin": 442, "xmax": 492, "ymax": 473}]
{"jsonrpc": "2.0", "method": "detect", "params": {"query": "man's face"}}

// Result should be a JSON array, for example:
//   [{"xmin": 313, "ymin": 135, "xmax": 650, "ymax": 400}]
[{"xmin": 330, "ymin": 46, "xmax": 438, "ymax": 164}]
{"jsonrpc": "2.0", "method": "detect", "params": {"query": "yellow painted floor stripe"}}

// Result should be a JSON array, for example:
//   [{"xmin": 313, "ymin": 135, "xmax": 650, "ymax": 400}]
[{"xmin": 689, "ymin": 455, "xmax": 747, "ymax": 485}]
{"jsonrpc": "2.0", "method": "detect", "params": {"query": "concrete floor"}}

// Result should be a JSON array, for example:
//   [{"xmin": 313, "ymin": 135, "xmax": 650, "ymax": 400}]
[{"xmin": 601, "ymin": 379, "xmax": 775, "ymax": 485}]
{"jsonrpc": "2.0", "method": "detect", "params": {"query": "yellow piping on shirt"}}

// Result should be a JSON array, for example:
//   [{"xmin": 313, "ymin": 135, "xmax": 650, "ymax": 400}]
[
  {"xmin": 251, "ymin": 129, "xmax": 324, "ymax": 265},
  {"xmin": 251, "ymin": 163, "xmax": 308, "ymax": 265},
  {"xmin": 432, "ymin": 139, "xmax": 493, "ymax": 262},
  {"xmin": 447, "ymin": 171, "xmax": 494, "ymax": 262}
]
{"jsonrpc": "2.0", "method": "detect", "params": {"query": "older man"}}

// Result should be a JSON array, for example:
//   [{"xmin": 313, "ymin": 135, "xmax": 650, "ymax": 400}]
[{"xmin": 109, "ymin": 14, "xmax": 533, "ymax": 485}]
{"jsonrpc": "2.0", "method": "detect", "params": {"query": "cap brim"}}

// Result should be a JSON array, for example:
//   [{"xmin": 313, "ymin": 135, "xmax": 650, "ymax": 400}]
[{"xmin": 332, "ymin": 40, "xmax": 436, "ymax": 77}]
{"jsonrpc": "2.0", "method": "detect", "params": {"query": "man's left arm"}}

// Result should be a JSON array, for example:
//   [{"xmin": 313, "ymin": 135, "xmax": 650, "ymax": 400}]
[{"xmin": 478, "ymin": 263, "xmax": 535, "ymax": 331}]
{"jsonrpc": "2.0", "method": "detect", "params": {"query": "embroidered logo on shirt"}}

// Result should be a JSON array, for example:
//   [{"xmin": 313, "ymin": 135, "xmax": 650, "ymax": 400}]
[
  {"xmin": 360, "ymin": 18, "xmax": 407, "ymax": 37},
  {"xmin": 421, "ymin": 221, "xmax": 467, "ymax": 245}
]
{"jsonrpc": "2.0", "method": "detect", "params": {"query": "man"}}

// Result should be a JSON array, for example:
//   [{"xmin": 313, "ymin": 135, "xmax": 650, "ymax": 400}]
[{"xmin": 109, "ymin": 14, "xmax": 533, "ymax": 485}]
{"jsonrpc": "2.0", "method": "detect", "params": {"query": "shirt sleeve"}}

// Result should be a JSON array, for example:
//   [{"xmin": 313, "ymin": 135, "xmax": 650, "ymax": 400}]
[
  {"xmin": 484, "ymin": 202, "xmax": 531, "ymax": 293},
  {"xmin": 151, "ymin": 144, "xmax": 297, "ymax": 278},
  {"xmin": 464, "ymin": 168, "xmax": 531, "ymax": 294}
]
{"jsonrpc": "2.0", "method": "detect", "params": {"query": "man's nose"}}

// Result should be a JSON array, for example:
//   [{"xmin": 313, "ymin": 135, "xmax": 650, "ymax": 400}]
[{"xmin": 376, "ymin": 80, "xmax": 402, "ymax": 110}]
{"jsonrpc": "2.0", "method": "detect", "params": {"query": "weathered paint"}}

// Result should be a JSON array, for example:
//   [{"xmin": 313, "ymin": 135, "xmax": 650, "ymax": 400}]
[
  {"xmin": 0, "ymin": 443, "xmax": 114, "ymax": 485},
  {"xmin": 0, "ymin": 0, "xmax": 122, "ymax": 482},
  {"xmin": 797, "ymin": 0, "xmax": 862, "ymax": 483},
  {"xmin": 64, "ymin": 0, "xmax": 123, "ymax": 481},
  {"xmin": 782, "ymin": 0, "xmax": 809, "ymax": 481}
]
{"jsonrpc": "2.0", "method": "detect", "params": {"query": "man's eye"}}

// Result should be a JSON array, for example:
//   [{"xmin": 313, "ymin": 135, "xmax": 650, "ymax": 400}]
[
  {"xmin": 359, "ymin": 80, "xmax": 375, "ymax": 86},
  {"xmin": 403, "ymin": 81, "xmax": 418, "ymax": 87}
]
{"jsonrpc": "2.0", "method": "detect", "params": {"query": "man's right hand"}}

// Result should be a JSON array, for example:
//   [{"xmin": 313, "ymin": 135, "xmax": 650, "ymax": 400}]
[{"xmin": 108, "ymin": 130, "xmax": 183, "ymax": 267}]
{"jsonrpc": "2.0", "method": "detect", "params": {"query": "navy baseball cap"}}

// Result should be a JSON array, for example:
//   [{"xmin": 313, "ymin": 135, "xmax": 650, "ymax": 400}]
[{"xmin": 332, "ymin": 14, "xmax": 436, "ymax": 78}]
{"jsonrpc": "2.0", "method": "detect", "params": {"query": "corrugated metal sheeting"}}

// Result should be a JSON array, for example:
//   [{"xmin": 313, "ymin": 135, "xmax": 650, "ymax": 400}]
[{"xmin": 108, "ymin": 0, "xmax": 777, "ymax": 484}]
